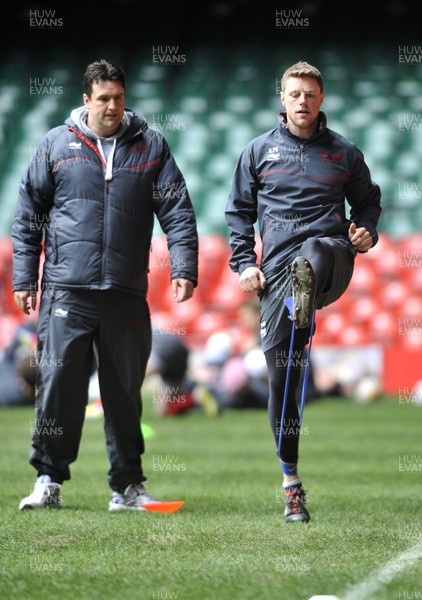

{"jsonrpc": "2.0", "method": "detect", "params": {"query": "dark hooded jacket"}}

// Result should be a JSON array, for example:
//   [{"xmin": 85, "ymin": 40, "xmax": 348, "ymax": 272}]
[
  {"xmin": 12, "ymin": 107, "xmax": 198, "ymax": 296},
  {"xmin": 225, "ymin": 111, "xmax": 381, "ymax": 283}
]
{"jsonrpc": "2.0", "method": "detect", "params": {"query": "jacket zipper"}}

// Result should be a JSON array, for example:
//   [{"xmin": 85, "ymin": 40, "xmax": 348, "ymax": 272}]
[
  {"xmin": 68, "ymin": 126, "xmax": 109, "ymax": 284},
  {"xmin": 101, "ymin": 182, "xmax": 109, "ymax": 286}
]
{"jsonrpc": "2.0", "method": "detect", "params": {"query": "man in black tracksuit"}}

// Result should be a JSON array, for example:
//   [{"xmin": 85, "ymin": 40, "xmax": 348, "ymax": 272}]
[
  {"xmin": 225, "ymin": 61, "xmax": 381, "ymax": 523},
  {"xmin": 13, "ymin": 60, "xmax": 198, "ymax": 511}
]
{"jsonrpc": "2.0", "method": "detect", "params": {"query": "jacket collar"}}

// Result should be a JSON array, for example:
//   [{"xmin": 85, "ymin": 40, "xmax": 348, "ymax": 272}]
[
  {"xmin": 65, "ymin": 107, "xmax": 148, "ymax": 141},
  {"xmin": 277, "ymin": 111, "xmax": 327, "ymax": 141}
]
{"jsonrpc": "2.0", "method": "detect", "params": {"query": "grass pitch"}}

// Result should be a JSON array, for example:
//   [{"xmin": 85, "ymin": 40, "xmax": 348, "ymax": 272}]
[{"xmin": 0, "ymin": 394, "xmax": 421, "ymax": 600}]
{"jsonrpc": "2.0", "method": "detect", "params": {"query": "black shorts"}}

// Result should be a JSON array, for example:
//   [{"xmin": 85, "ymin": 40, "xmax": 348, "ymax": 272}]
[{"xmin": 258, "ymin": 237, "xmax": 355, "ymax": 352}]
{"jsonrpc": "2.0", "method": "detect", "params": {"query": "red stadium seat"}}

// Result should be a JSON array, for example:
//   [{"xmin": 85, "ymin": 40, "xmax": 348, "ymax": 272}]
[
  {"xmin": 365, "ymin": 232, "xmax": 394, "ymax": 261},
  {"xmin": 148, "ymin": 236, "xmax": 171, "ymax": 310},
  {"xmin": 398, "ymin": 236, "xmax": 422, "ymax": 291},
  {"xmin": 208, "ymin": 281, "xmax": 251, "ymax": 319},
  {"xmin": 373, "ymin": 247, "xmax": 400, "ymax": 282},
  {"xmin": 398, "ymin": 296, "xmax": 422, "ymax": 349},
  {"xmin": 397, "ymin": 233, "xmax": 422, "ymax": 260},
  {"xmin": 197, "ymin": 234, "xmax": 231, "ymax": 305},
  {"xmin": 380, "ymin": 280, "xmax": 408, "ymax": 310},
  {"xmin": 198, "ymin": 233, "xmax": 230, "ymax": 264},
  {"xmin": 0, "ymin": 237, "xmax": 13, "ymax": 278},
  {"xmin": 401, "ymin": 296, "xmax": 422, "ymax": 319},
  {"xmin": 168, "ymin": 293, "xmax": 203, "ymax": 335},
  {"xmin": 319, "ymin": 290, "xmax": 350, "ymax": 316},
  {"xmin": 367, "ymin": 311, "xmax": 396, "ymax": 344},
  {"xmin": 401, "ymin": 326, "xmax": 422, "ymax": 349},
  {"xmin": 345, "ymin": 260, "xmax": 376, "ymax": 297},
  {"xmin": 190, "ymin": 310, "xmax": 230, "ymax": 347},
  {"xmin": 149, "ymin": 235, "xmax": 170, "ymax": 268},
  {"xmin": 198, "ymin": 235, "xmax": 230, "ymax": 271},
  {"xmin": 397, "ymin": 295, "xmax": 422, "ymax": 348},
  {"xmin": 405, "ymin": 267, "xmax": 422, "ymax": 294},
  {"xmin": 316, "ymin": 312, "xmax": 346, "ymax": 344},
  {"xmin": 337, "ymin": 325, "xmax": 368, "ymax": 346},
  {"xmin": 0, "ymin": 237, "xmax": 18, "ymax": 317},
  {"xmin": 352, "ymin": 296, "xmax": 380, "ymax": 325},
  {"xmin": 219, "ymin": 264, "xmax": 244, "ymax": 286}
]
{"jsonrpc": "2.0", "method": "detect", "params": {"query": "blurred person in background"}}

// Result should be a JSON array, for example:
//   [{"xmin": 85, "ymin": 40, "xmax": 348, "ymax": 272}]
[
  {"xmin": 12, "ymin": 59, "xmax": 198, "ymax": 511},
  {"xmin": 190, "ymin": 330, "xmax": 234, "ymax": 415},
  {"xmin": 236, "ymin": 295, "xmax": 262, "ymax": 352},
  {"xmin": 216, "ymin": 295, "xmax": 318, "ymax": 410},
  {"xmin": 225, "ymin": 61, "xmax": 381, "ymax": 523},
  {"xmin": 145, "ymin": 331, "xmax": 197, "ymax": 416},
  {"xmin": 188, "ymin": 299, "xmax": 268, "ymax": 412},
  {"xmin": 0, "ymin": 318, "xmax": 37, "ymax": 407},
  {"xmin": 218, "ymin": 296, "xmax": 269, "ymax": 409}
]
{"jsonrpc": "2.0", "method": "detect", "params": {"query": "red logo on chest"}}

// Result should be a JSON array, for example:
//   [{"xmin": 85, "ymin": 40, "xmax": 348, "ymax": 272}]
[{"xmin": 321, "ymin": 152, "xmax": 342, "ymax": 162}]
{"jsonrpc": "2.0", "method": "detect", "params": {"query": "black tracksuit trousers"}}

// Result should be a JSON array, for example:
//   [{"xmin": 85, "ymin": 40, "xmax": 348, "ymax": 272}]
[
  {"xmin": 29, "ymin": 289, "xmax": 152, "ymax": 492},
  {"xmin": 264, "ymin": 237, "xmax": 355, "ymax": 464}
]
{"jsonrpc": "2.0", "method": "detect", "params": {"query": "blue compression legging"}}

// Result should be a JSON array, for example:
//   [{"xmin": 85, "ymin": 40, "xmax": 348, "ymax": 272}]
[
  {"xmin": 264, "ymin": 237, "xmax": 340, "ymax": 463},
  {"xmin": 265, "ymin": 327, "xmax": 310, "ymax": 464}
]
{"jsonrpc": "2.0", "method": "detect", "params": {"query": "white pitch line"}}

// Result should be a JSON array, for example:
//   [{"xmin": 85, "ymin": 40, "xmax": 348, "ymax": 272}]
[{"xmin": 340, "ymin": 539, "xmax": 422, "ymax": 600}]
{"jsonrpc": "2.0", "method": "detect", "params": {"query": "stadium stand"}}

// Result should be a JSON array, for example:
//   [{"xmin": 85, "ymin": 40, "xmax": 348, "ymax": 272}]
[{"xmin": 1, "ymin": 44, "xmax": 421, "ymax": 393}]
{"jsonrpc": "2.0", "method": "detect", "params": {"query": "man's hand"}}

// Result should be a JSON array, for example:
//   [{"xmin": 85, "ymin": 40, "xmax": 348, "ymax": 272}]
[
  {"xmin": 238, "ymin": 267, "xmax": 267, "ymax": 292},
  {"xmin": 172, "ymin": 278, "xmax": 195, "ymax": 303},
  {"xmin": 14, "ymin": 290, "xmax": 37, "ymax": 315},
  {"xmin": 348, "ymin": 222, "xmax": 373, "ymax": 253}
]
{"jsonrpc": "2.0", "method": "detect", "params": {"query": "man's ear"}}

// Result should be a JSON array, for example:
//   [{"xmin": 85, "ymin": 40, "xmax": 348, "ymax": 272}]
[
  {"xmin": 280, "ymin": 92, "xmax": 285, "ymax": 107},
  {"xmin": 320, "ymin": 91, "xmax": 325, "ymax": 106},
  {"xmin": 83, "ymin": 93, "xmax": 90, "ymax": 108}
]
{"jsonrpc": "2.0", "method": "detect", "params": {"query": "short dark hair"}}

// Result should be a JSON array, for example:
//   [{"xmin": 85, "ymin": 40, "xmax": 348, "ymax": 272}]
[
  {"xmin": 281, "ymin": 61, "xmax": 323, "ymax": 92},
  {"xmin": 83, "ymin": 59, "xmax": 125, "ymax": 98}
]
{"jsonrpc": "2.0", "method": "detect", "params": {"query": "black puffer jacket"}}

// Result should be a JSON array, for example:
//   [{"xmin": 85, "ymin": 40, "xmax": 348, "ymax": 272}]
[{"xmin": 12, "ymin": 108, "xmax": 198, "ymax": 296}]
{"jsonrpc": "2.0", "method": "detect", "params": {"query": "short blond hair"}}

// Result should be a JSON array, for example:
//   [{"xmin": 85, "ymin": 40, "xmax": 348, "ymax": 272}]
[{"xmin": 281, "ymin": 61, "xmax": 323, "ymax": 92}]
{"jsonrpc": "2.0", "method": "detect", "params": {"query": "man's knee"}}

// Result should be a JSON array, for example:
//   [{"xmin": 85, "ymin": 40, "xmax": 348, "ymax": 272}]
[{"xmin": 300, "ymin": 237, "xmax": 324, "ymax": 255}]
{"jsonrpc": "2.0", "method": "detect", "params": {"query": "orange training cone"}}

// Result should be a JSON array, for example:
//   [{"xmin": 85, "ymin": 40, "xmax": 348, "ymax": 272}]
[{"xmin": 141, "ymin": 501, "xmax": 185, "ymax": 513}]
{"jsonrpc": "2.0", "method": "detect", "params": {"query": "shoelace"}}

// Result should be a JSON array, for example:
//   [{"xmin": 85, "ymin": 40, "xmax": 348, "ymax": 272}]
[
  {"xmin": 122, "ymin": 484, "xmax": 158, "ymax": 504},
  {"xmin": 128, "ymin": 484, "xmax": 156, "ymax": 501},
  {"xmin": 286, "ymin": 488, "xmax": 306, "ymax": 514},
  {"xmin": 124, "ymin": 484, "xmax": 145, "ymax": 496}
]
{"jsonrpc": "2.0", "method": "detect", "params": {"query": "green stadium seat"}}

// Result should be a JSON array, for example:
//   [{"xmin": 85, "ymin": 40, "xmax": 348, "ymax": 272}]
[{"xmin": 1, "ymin": 47, "xmax": 422, "ymax": 356}]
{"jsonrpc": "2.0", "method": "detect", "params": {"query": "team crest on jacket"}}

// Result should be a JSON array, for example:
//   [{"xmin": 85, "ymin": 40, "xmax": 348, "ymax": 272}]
[
  {"xmin": 130, "ymin": 144, "xmax": 149, "ymax": 153},
  {"xmin": 321, "ymin": 152, "xmax": 342, "ymax": 163},
  {"xmin": 267, "ymin": 146, "xmax": 281, "ymax": 161}
]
